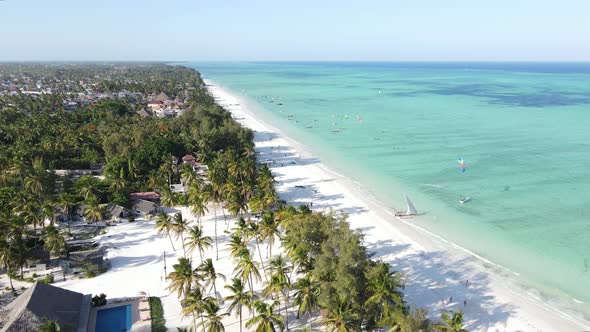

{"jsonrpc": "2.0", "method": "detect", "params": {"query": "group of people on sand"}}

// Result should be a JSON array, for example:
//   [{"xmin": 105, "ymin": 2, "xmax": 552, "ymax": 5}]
[{"xmin": 442, "ymin": 279, "xmax": 470, "ymax": 309}]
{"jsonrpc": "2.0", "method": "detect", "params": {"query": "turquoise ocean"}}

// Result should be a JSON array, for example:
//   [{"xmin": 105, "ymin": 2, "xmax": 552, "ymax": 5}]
[{"xmin": 187, "ymin": 62, "xmax": 590, "ymax": 316}]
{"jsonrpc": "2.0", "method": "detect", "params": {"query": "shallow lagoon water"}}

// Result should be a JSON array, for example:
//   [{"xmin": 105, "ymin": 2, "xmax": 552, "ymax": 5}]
[{"xmin": 189, "ymin": 62, "xmax": 590, "ymax": 315}]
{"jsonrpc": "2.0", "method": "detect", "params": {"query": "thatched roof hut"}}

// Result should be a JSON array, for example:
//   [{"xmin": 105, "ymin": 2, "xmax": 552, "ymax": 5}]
[
  {"xmin": 68, "ymin": 247, "xmax": 105, "ymax": 266},
  {"xmin": 106, "ymin": 204, "xmax": 127, "ymax": 220},
  {"xmin": 0, "ymin": 282, "xmax": 91, "ymax": 332},
  {"xmin": 132, "ymin": 199, "xmax": 159, "ymax": 215}
]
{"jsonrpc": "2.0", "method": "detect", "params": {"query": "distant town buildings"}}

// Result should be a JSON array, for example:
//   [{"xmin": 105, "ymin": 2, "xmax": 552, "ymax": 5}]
[{"xmin": 0, "ymin": 71, "xmax": 189, "ymax": 118}]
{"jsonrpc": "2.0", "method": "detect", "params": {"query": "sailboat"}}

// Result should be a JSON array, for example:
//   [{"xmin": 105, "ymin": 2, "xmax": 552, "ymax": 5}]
[{"xmin": 395, "ymin": 193, "xmax": 417, "ymax": 217}]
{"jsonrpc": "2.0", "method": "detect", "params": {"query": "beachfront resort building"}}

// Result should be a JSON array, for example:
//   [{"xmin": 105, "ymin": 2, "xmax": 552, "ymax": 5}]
[
  {"xmin": 130, "ymin": 191, "xmax": 161, "ymax": 217},
  {"xmin": 0, "ymin": 282, "xmax": 149, "ymax": 332},
  {"xmin": 181, "ymin": 154, "xmax": 209, "ymax": 176}
]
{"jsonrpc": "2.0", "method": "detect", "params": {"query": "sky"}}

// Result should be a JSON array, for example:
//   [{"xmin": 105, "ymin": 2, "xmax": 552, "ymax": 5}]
[{"xmin": 0, "ymin": 0, "xmax": 589, "ymax": 62}]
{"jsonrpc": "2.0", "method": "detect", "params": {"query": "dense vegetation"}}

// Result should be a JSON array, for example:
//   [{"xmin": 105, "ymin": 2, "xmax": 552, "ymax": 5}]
[
  {"xmin": 0, "ymin": 64, "xmax": 468, "ymax": 331},
  {"xmin": 0, "ymin": 63, "xmax": 254, "ymax": 287},
  {"xmin": 149, "ymin": 296, "xmax": 167, "ymax": 332}
]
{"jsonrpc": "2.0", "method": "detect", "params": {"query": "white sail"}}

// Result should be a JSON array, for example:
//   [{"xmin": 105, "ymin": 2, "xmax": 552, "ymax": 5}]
[{"xmin": 404, "ymin": 193, "xmax": 417, "ymax": 215}]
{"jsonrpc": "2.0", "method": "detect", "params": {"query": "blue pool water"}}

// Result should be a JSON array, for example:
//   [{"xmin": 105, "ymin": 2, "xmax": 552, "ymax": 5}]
[{"xmin": 95, "ymin": 304, "xmax": 132, "ymax": 332}]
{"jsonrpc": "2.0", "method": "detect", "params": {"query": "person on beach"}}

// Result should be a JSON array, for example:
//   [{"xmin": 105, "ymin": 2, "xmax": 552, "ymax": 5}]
[
  {"xmin": 464, "ymin": 299, "xmax": 467, "ymax": 307},
  {"xmin": 449, "ymin": 296, "xmax": 452, "ymax": 303}
]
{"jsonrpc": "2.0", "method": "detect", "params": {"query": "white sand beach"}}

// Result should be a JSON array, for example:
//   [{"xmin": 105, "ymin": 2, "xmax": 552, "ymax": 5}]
[{"xmin": 51, "ymin": 80, "xmax": 590, "ymax": 332}]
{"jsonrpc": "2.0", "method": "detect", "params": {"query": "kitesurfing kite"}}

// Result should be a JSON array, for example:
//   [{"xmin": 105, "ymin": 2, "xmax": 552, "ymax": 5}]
[{"xmin": 457, "ymin": 157, "xmax": 467, "ymax": 173}]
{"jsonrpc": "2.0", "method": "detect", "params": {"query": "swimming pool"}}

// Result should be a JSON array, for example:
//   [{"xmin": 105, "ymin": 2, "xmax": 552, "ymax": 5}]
[{"xmin": 95, "ymin": 304, "xmax": 132, "ymax": 332}]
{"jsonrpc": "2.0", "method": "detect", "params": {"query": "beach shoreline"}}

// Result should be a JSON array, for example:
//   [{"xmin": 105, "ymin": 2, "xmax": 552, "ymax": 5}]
[{"xmin": 205, "ymin": 78, "xmax": 590, "ymax": 332}]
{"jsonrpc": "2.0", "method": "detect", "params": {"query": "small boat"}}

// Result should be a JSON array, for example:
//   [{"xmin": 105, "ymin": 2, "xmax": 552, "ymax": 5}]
[
  {"xmin": 395, "ymin": 193, "xmax": 417, "ymax": 217},
  {"xmin": 459, "ymin": 197, "xmax": 471, "ymax": 204}
]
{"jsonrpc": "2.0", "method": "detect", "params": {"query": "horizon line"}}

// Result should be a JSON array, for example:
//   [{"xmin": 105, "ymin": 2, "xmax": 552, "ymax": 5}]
[{"xmin": 1, "ymin": 60, "xmax": 590, "ymax": 64}]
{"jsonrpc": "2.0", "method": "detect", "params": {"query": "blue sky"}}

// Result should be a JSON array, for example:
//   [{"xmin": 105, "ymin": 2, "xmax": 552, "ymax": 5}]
[{"xmin": 0, "ymin": 0, "xmax": 588, "ymax": 61}]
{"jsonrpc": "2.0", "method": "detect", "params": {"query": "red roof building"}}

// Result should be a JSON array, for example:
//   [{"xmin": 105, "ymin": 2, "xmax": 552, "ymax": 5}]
[
  {"xmin": 130, "ymin": 192, "xmax": 161, "ymax": 202},
  {"xmin": 182, "ymin": 154, "xmax": 196, "ymax": 162}
]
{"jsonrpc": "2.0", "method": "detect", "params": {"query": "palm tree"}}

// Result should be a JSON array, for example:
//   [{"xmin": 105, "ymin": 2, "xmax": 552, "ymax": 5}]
[
  {"xmin": 231, "ymin": 218, "xmax": 250, "ymax": 240},
  {"xmin": 259, "ymin": 213, "xmax": 280, "ymax": 258},
  {"xmin": 173, "ymin": 212, "xmax": 190, "ymax": 257},
  {"xmin": 292, "ymin": 276, "xmax": 319, "ymax": 330},
  {"xmin": 58, "ymin": 193, "xmax": 76, "ymax": 233},
  {"xmin": 288, "ymin": 248, "xmax": 314, "ymax": 278},
  {"xmin": 267, "ymin": 255, "xmax": 291, "ymax": 284},
  {"xmin": 225, "ymin": 182, "xmax": 248, "ymax": 218},
  {"xmin": 274, "ymin": 205, "xmax": 297, "ymax": 229},
  {"xmin": 19, "ymin": 200, "xmax": 43, "ymax": 240},
  {"xmin": 228, "ymin": 233, "xmax": 249, "ymax": 263},
  {"xmin": 10, "ymin": 236, "xmax": 28, "ymax": 279},
  {"xmin": 224, "ymin": 278, "xmax": 255, "ymax": 332},
  {"xmin": 245, "ymin": 300, "xmax": 285, "ymax": 332},
  {"xmin": 382, "ymin": 307, "xmax": 431, "ymax": 332},
  {"xmin": 127, "ymin": 158, "xmax": 139, "ymax": 181},
  {"xmin": 42, "ymin": 226, "xmax": 66, "ymax": 256},
  {"xmin": 201, "ymin": 183, "xmax": 222, "ymax": 260},
  {"xmin": 42, "ymin": 202, "xmax": 56, "ymax": 227},
  {"xmin": 434, "ymin": 310, "xmax": 468, "ymax": 332},
  {"xmin": 155, "ymin": 211, "xmax": 176, "ymax": 251},
  {"xmin": 196, "ymin": 258, "xmax": 226, "ymax": 297},
  {"xmin": 181, "ymin": 286, "xmax": 210, "ymax": 329},
  {"xmin": 159, "ymin": 154, "xmax": 177, "ymax": 186},
  {"xmin": 248, "ymin": 194, "xmax": 264, "ymax": 215},
  {"xmin": 109, "ymin": 169, "xmax": 126, "ymax": 192},
  {"xmin": 6, "ymin": 159, "xmax": 29, "ymax": 188},
  {"xmin": 77, "ymin": 178, "xmax": 99, "ymax": 200},
  {"xmin": 262, "ymin": 190, "xmax": 279, "ymax": 212},
  {"xmin": 244, "ymin": 221, "xmax": 269, "ymax": 282},
  {"xmin": 160, "ymin": 186, "xmax": 179, "ymax": 209},
  {"xmin": 167, "ymin": 257, "xmax": 196, "ymax": 299},
  {"xmin": 181, "ymin": 163, "xmax": 203, "ymax": 188},
  {"xmin": 147, "ymin": 172, "xmax": 164, "ymax": 191},
  {"xmin": 198, "ymin": 299, "xmax": 229, "ymax": 332},
  {"xmin": 188, "ymin": 185, "xmax": 208, "ymax": 227},
  {"xmin": 234, "ymin": 249, "xmax": 262, "ymax": 292},
  {"xmin": 83, "ymin": 198, "xmax": 103, "ymax": 236},
  {"xmin": 0, "ymin": 239, "xmax": 15, "ymax": 291},
  {"xmin": 365, "ymin": 261, "xmax": 404, "ymax": 322},
  {"xmin": 321, "ymin": 296, "xmax": 359, "ymax": 332},
  {"xmin": 24, "ymin": 173, "xmax": 44, "ymax": 198},
  {"xmin": 263, "ymin": 275, "xmax": 290, "ymax": 330},
  {"xmin": 185, "ymin": 225, "xmax": 213, "ymax": 263}
]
